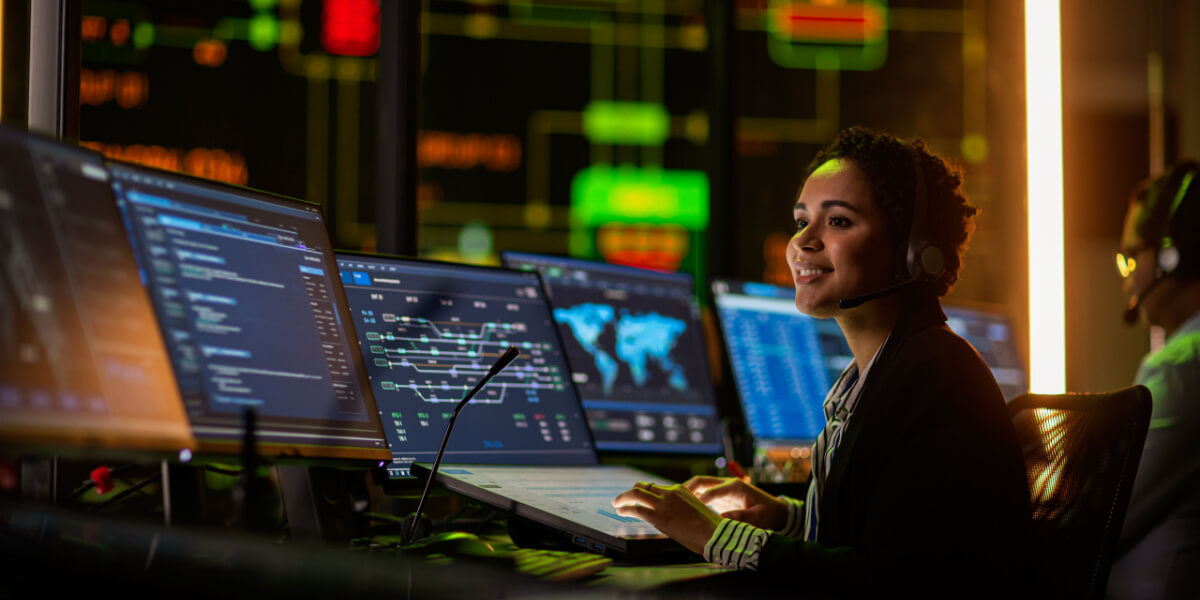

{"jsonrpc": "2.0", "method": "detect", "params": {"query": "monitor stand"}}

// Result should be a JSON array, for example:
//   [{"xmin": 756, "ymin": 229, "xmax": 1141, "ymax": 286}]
[
  {"xmin": 276, "ymin": 466, "xmax": 359, "ymax": 543},
  {"xmin": 19, "ymin": 457, "xmax": 57, "ymax": 504}
]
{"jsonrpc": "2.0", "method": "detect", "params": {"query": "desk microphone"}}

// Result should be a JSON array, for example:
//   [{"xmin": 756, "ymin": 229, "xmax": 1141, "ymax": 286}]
[
  {"xmin": 837, "ymin": 274, "xmax": 921, "ymax": 310},
  {"xmin": 402, "ymin": 345, "xmax": 521, "ymax": 545}
]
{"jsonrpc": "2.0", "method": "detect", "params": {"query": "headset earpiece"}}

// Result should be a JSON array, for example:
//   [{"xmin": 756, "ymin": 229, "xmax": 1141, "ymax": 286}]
[
  {"xmin": 905, "ymin": 150, "xmax": 946, "ymax": 283},
  {"xmin": 1158, "ymin": 245, "xmax": 1180, "ymax": 274},
  {"xmin": 1157, "ymin": 165, "xmax": 1195, "ymax": 276}
]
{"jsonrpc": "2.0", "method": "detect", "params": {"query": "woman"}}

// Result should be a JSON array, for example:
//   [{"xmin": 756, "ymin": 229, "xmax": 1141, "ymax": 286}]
[{"xmin": 613, "ymin": 127, "xmax": 1032, "ymax": 593}]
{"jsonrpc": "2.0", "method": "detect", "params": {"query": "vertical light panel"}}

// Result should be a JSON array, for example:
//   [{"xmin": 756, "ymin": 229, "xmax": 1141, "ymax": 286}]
[{"xmin": 1025, "ymin": 1, "xmax": 1066, "ymax": 393}]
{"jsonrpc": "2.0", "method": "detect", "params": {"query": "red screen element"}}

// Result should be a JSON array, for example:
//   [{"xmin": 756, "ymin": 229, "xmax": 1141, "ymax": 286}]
[{"xmin": 321, "ymin": 0, "xmax": 380, "ymax": 57}]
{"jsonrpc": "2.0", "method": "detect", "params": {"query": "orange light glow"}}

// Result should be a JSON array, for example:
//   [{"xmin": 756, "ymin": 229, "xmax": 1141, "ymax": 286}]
[
  {"xmin": 110, "ymin": 19, "xmax": 131, "ymax": 46},
  {"xmin": 116, "ymin": 73, "xmax": 148, "ymax": 108},
  {"xmin": 192, "ymin": 39, "xmax": 227, "ymax": 67},
  {"xmin": 418, "ymin": 131, "xmax": 521, "ymax": 172},
  {"xmin": 762, "ymin": 231, "xmax": 793, "ymax": 286},
  {"xmin": 81, "ymin": 142, "xmax": 248, "ymax": 186},
  {"xmin": 80, "ymin": 69, "xmax": 149, "ymax": 108},
  {"xmin": 597, "ymin": 224, "xmax": 688, "ymax": 272},
  {"xmin": 1025, "ymin": 0, "xmax": 1066, "ymax": 393},
  {"xmin": 81, "ymin": 15, "xmax": 107, "ymax": 42},
  {"xmin": 184, "ymin": 148, "xmax": 249, "ymax": 185}
]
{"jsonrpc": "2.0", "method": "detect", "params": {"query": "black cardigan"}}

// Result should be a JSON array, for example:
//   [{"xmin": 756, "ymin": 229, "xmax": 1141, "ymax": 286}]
[{"xmin": 755, "ymin": 297, "xmax": 1033, "ymax": 595}]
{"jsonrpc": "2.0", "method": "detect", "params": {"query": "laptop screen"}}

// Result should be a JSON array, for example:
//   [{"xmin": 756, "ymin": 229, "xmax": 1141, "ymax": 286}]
[
  {"xmin": 712, "ymin": 280, "xmax": 853, "ymax": 443},
  {"xmin": 336, "ymin": 255, "xmax": 597, "ymax": 478},
  {"xmin": 944, "ymin": 306, "xmax": 1028, "ymax": 400},
  {"xmin": 108, "ymin": 162, "xmax": 389, "ymax": 460},
  {"xmin": 0, "ymin": 128, "xmax": 194, "ymax": 454},
  {"xmin": 502, "ymin": 252, "xmax": 723, "ymax": 455}
]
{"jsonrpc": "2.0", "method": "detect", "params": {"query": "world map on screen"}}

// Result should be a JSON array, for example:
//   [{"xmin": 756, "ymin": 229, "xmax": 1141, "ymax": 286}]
[{"xmin": 554, "ymin": 303, "xmax": 687, "ymax": 396}]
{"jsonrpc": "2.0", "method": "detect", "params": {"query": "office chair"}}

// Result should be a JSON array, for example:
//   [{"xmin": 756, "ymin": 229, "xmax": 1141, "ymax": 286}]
[{"xmin": 1007, "ymin": 385, "xmax": 1152, "ymax": 598}]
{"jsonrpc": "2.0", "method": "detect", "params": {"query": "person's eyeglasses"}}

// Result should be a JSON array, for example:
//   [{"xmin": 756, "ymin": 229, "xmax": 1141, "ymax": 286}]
[{"xmin": 1115, "ymin": 248, "xmax": 1145, "ymax": 279}]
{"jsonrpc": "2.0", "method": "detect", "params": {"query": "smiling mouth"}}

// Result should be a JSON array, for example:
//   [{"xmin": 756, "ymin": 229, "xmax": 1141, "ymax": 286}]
[{"xmin": 793, "ymin": 267, "xmax": 831, "ymax": 284}]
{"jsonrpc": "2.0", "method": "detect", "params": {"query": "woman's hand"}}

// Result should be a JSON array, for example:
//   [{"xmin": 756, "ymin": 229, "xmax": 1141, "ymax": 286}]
[
  {"xmin": 611, "ymin": 482, "xmax": 722, "ymax": 555},
  {"xmin": 681, "ymin": 476, "xmax": 790, "ymax": 531}
]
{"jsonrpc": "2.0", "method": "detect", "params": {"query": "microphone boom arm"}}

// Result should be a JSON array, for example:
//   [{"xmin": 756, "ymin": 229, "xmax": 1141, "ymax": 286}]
[{"xmin": 404, "ymin": 345, "xmax": 520, "ymax": 544}]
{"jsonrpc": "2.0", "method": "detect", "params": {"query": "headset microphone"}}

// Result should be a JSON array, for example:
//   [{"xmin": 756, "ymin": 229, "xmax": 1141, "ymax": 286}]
[
  {"xmin": 1123, "ymin": 277, "xmax": 1163, "ymax": 324},
  {"xmin": 838, "ymin": 275, "xmax": 921, "ymax": 310}
]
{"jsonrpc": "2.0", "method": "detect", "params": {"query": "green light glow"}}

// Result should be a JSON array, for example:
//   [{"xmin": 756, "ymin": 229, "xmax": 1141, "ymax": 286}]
[
  {"xmin": 961, "ymin": 134, "xmax": 989, "ymax": 163},
  {"xmin": 583, "ymin": 101, "xmax": 670, "ymax": 146},
  {"xmin": 571, "ymin": 166, "xmax": 709, "ymax": 229},
  {"xmin": 248, "ymin": 14, "xmax": 279, "ymax": 51},
  {"xmin": 249, "ymin": 0, "xmax": 278, "ymax": 12},
  {"xmin": 457, "ymin": 220, "xmax": 493, "ymax": 261},
  {"xmin": 132, "ymin": 22, "xmax": 155, "ymax": 49}
]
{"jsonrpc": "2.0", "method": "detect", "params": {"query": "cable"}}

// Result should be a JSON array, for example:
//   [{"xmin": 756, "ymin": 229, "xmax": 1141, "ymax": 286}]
[
  {"xmin": 88, "ymin": 472, "xmax": 162, "ymax": 513},
  {"xmin": 70, "ymin": 464, "xmax": 141, "ymax": 499}
]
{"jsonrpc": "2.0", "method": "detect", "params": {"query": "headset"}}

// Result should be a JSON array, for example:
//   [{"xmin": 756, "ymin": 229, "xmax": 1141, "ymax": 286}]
[
  {"xmin": 838, "ymin": 148, "xmax": 947, "ymax": 309},
  {"xmin": 1156, "ymin": 162, "xmax": 1196, "ymax": 276},
  {"xmin": 902, "ymin": 150, "xmax": 947, "ymax": 283},
  {"xmin": 1122, "ymin": 160, "xmax": 1197, "ymax": 323}
]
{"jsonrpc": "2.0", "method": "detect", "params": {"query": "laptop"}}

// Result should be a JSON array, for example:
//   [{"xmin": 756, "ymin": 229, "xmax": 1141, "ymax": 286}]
[
  {"xmin": 413, "ymin": 463, "xmax": 680, "ymax": 558},
  {"xmin": 335, "ymin": 253, "xmax": 684, "ymax": 557}
]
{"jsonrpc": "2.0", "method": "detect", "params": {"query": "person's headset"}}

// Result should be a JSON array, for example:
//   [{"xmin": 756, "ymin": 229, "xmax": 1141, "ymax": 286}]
[
  {"xmin": 838, "ymin": 148, "xmax": 947, "ymax": 309},
  {"xmin": 1156, "ymin": 163, "xmax": 1196, "ymax": 275},
  {"xmin": 902, "ymin": 150, "xmax": 946, "ymax": 283},
  {"xmin": 1119, "ymin": 161, "xmax": 1198, "ymax": 323}
]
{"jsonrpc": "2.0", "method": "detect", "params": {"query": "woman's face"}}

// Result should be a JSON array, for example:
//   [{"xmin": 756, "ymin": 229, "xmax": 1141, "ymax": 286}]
[
  {"xmin": 786, "ymin": 158, "xmax": 897, "ymax": 318},
  {"xmin": 1119, "ymin": 202, "xmax": 1168, "ymax": 324}
]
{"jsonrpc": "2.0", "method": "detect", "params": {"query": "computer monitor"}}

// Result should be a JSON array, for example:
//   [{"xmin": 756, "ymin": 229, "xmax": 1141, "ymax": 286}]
[
  {"xmin": 501, "ymin": 252, "xmax": 723, "ymax": 455},
  {"xmin": 335, "ymin": 254, "xmax": 598, "ymax": 478},
  {"xmin": 0, "ymin": 127, "xmax": 194, "ymax": 454},
  {"xmin": 944, "ymin": 306, "xmax": 1028, "ymax": 400},
  {"xmin": 107, "ymin": 162, "xmax": 389, "ymax": 461},
  {"xmin": 711, "ymin": 279, "xmax": 853, "ymax": 446}
]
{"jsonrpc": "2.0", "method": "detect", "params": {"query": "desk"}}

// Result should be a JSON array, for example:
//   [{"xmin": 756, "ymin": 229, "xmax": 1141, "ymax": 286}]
[{"xmin": 1, "ymin": 505, "xmax": 742, "ymax": 598}]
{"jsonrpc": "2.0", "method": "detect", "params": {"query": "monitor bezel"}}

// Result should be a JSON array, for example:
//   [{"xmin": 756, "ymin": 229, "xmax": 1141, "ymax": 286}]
[
  {"xmin": 499, "ymin": 251, "xmax": 726, "ymax": 458},
  {"xmin": 335, "ymin": 250, "xmax": 602, "ymax": 479},
  {"xmin": 103, "ymin": 159, "xmax": 391, "ymax": 463},
  {"xmin": 0, "ymin": 127, "xmax": 196, "ymax": 458}
]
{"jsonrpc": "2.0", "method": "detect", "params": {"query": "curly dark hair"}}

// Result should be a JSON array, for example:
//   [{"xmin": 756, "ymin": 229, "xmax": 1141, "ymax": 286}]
[{"xmin": 799, "ymin": 126, "xmax": 979, "ymax": 297}]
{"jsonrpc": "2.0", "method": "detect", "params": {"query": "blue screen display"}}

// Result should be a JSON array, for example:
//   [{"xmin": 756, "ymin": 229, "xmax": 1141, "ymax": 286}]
[
  {"xmin": 109, "ymin": 163, "xmax": 388, "ymax": 459},
  {"xmin": 337, "ymin": 255, "xmax": 597, "ymax": 478},
  {"xmin": 715, "ymin": 281, "xmax": 1030, "ymax": 445},
  {"xmin": 712, "ymin": 280, "xmax": 852, "ymax": 442},
  {"xmin": 502, "ymin": 252, "xmax": 723, "ymax": 455},
  {"xmin": 944, "ymin": 306, "xmax": 1028, "ymax": 400}
]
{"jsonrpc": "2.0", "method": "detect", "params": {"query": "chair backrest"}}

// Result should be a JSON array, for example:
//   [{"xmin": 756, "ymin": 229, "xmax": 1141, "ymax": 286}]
[{"xmin": 1007, "ymin": 386, "xmax": 1152, "ymax": 598}]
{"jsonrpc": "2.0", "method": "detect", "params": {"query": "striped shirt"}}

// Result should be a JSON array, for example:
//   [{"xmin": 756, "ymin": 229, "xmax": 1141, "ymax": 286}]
[{"xmin": 703, "ymin": 343, "xmax": 883, "ymax": 569}]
